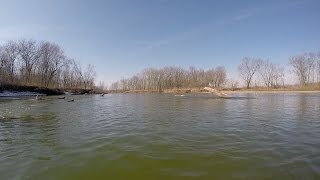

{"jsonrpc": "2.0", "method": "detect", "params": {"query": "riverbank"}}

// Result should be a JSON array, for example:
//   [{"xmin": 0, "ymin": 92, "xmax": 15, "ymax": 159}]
[
  {"xmin": 223, "ymin": 86, "xmax": 320, "ymax": 94},
  {"xmin": 109, "ymin": 87, "xmax": 320, "ymax": 94},
  {"xmin": 225, "ymin": 90, "xmax": 320, "ymax": 94},
  {"xmin": 0, "ymin": 84, "xmax": 64, "ymax": 97},
  {"xmin": 0, "ymin": 84, "xmax": 102, "ymax": 97}
]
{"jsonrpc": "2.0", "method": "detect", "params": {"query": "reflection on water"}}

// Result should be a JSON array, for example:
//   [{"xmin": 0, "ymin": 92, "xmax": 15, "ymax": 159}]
[{"xmin": 0, "ymin": 93, "xmax": 320, "ymax": 179}]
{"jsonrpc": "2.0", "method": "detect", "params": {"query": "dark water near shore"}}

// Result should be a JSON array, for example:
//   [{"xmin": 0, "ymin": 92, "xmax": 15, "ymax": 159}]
[{"xmin": 0, "ymin": 93, "xmax": 320, "ymax": 179}]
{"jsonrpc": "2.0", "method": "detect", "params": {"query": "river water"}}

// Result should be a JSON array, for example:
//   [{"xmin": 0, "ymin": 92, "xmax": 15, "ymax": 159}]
[{"xmin": 0, "ymin": 93, "xmax": 319, "ymax": 179}]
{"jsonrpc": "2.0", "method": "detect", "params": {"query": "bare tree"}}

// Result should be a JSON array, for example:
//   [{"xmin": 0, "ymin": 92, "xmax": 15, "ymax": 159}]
[
  {"xmin": 259, "ymin": 60, "xmax": 274, "ymax": 87},
  {"xmin": 0, "ymin": 46, "xmax": 5, "ymax": 82},
  {"xmin": 173, "ymin": 67, "xmax": 185, "ymax": 90},
  {"xmin": 68, "ymin": 60, "xmax": 97, "ymax": 89},
  {"xmin": 238, "ymin": 57, "xmax": 262, "ymax": 88},
  {"xmin": 206, "ymin": 66, "xmax": 226, "ymax": 88},
  {"xmin": 71, "ymin": 60, "xmax": 85, "ymax": 88},
  {"xmin": 289, "ymin": 53, "xmax": 316, "ymax": 86},
  {"xmin": 60, "ymin": 58, "xmax": 76, "ymax": 89},
  {"xmin": 2, "ymin": 41, "xmax": 19, "ymax": 83},
  {"xmin": 18, "ymin": 39, "xmax": 41, "ymax": 85},
  {"xmin": 128, "ymin": 75, "xmax": 142, "ymax": 90},
  {"xmin": 258, "ymin": 60, "xmax": 285, "ymax": 87},
  {"xmin": 187, "ymin": 66, "xmax": 197, "ymax": 88},
  {"xmin": 38, "ymin": 41, "xmax": 66, "ymax": 87},
  {"xmin": 290, "ymin": 55, "xmax": 305, "ymax": 85},
  {"xmin": 305, "ymin": 52, "xmax": 317, "ymax": 84},
  {"xmin": 275, "ymin": 67, "xmax": 285, "ymax": 87},
  {"xmin": 83, "ymin": 64, "xmax": 96, "ymax": 89}
]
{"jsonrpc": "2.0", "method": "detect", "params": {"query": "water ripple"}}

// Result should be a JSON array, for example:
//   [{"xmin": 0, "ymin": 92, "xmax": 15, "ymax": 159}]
[{"xmin": 0, "ymin": 93, "xmax": 320, "ymax": 179}]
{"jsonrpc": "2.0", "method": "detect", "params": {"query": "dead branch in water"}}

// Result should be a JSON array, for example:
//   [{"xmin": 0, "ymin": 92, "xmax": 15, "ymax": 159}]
[{"xmin": 204, "ymin": 87, "xmax": 228, "ymax": 97}]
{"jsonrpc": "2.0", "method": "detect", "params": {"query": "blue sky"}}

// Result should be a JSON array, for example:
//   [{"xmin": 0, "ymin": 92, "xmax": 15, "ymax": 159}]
[{"xmin": 1, "ymin": 0, "xmax": 319, "ymax": 85}]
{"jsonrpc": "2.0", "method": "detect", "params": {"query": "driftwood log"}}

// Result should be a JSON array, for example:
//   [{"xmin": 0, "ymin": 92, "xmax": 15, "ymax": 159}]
[{"xmin": 204, "ymin": 87, "xmax": 228, "ymax": 97}]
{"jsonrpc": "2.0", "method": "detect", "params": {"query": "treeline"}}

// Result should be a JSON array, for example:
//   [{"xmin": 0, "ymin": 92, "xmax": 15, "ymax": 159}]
[
  {"xmin": 238, "ymin": 57, "xmax": 285, "ymax": 89},
  {"xmin": 289, "ymin": 52, "xmax": 320, "ymax": 86},
  {"xmin": 110, "ymin": 66, "xmax": 226, "ymax": 92},
  {"xmin": 0, "ymin": 39, "xmax": 96, "ymax": 89},
  {"xmin": 111, "ymin": 51, "xmax": 320, "ymax": 91},
  {"xmin": 238, "ymin": 51, "xmax": 320, "ymax": 89}
]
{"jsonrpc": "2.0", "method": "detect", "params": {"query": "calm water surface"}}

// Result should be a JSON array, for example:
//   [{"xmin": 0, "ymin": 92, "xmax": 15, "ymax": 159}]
[{"xmin": 0, "ymin": 93, "xmax": 320, "ymax": 179}]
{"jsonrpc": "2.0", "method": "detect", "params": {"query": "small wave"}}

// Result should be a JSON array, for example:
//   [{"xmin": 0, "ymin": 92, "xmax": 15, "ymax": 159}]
[{"xmin": 174, "ymin": 95, "xmax": 185, "ymax": 97}]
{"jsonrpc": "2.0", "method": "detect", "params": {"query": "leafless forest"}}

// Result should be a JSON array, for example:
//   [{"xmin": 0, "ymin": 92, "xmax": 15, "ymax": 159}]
[
  {"xmin": 110, "ymin": 52, "xmax": 320, "ymax": 92},
  {"xmin": 0, "ymin": 39, "xmax": 96, "ymax": 90}
]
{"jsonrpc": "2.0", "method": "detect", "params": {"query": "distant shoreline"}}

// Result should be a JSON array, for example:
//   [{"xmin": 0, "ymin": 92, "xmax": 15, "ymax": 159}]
[
  {"xmin": 3, "ymin": 83, "xmax": 319, "ymax": 97},
  {"xmin": 223, "ymin": 90, "xmax": 320, "ymax": 94},
  {"xmin": 110, "ymin": 88, "xmax": 320, "ymax": 94}
]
